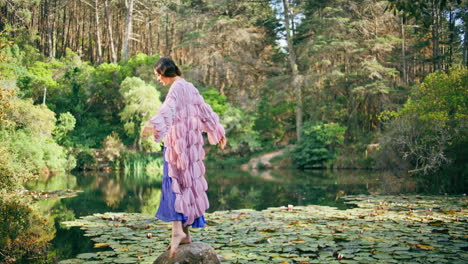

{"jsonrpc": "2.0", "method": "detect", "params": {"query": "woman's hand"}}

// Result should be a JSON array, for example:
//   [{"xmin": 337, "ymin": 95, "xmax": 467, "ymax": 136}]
[
  {"xmin": 142, "ymin": 125, "xmax": 157, "ymax": 139},
  {"xmin": 218, "ymin": 136, "xmax": 227, "ymax": 149}
]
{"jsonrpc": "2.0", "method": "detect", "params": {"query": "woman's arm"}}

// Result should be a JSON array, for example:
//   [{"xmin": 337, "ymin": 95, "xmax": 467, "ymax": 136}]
[
  {"xmin": 199, "ymin": 98, "xmax": 226, "ymax": 147},
  {"xmin": 145, "ymin": 91, "xmax": 177, "ymax": 142}
]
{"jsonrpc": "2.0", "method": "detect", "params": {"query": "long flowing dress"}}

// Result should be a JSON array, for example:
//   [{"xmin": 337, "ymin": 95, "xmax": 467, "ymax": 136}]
[{"xmin": 149, "ymin": 78, "xmax": 225, "ymax": 227}]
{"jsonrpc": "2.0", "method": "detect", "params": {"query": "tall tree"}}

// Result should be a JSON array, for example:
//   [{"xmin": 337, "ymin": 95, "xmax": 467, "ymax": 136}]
[
  {"xmin": 386, "ymin": 0, "xmax": 463, "ymax": 72},
  {"xmin": 104, "ymin": 0, "xmax": 117, "ymax": 63},
  {"xmin": 281, "ymin": 0, "xmax": 302, "ymax": 142},
  {"xmin": 94, "ymin": 0, "xmax": 102, "ymax": 63},
  {"xmin": 122, "ymin": 0, "xmax": 134, "ymax": 61}
]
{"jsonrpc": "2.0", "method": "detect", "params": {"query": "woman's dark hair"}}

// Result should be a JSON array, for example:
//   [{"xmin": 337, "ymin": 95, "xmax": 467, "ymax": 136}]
[{"xmin": 153, "ymin": 56, "xmax": 182, "ymax": 77}]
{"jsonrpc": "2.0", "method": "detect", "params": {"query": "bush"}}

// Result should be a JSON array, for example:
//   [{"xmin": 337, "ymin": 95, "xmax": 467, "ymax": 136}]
[
  {"xmin": 292, "ymin": 122, "xmax": 346, "ymax": 169},
  {"xmin": 0, "ymin": 191, "xmax": 54, "ymax": 263},
  {"xmin": 378, "ymin": 66, "xmax": 467, "ymax": 175},
  {"xmin": 117, "ymin": 151, "xmax": 160, "ymax": 173},
  {"xmin": 141, "ymin": 136, "xmax": 161, "ymax": 153},
  {"xmin": 202, "ymin": 89, "xmax": 262, "ymax": 154},
  {"xmin": 75, "ymin": 149, "xmax": 96, "ymax": 170},
  {"xmin": 53, "ymin": 112, "xmax": 76, "ymax": 146},
  {"xmin": 145, "ymin": 159, "xmax": 163, "ymax": 180},
  {"xmin": 101, "ymin": 132, "xmax": 125, "ymax": 162}
]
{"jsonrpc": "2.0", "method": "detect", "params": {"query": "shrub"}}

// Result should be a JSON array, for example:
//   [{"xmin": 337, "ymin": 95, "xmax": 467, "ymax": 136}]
[
  {"xmin": 75, "ymin": 149, "xmax": 96, "ymax": 170},
  {"xmin": 292, "ymin": 122, "xmax": 346, "ymax": 169},
  {"xmin": 0, "ymin": 191, "xmax": 54, "ymax": 263},
  {"xmin": 145, "ymin": 159, "xmax": 163, "ymax": 180},
  {"xmin": 101, "ymin": 132, "xmax": 125, "ymax": 162},
  {"xmin": 378, "ymin": 66, "xmax": 467, "ymax": 175}
]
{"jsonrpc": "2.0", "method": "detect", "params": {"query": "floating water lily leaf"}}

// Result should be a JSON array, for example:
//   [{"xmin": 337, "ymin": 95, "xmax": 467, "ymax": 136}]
[
  {"xmin": 58, "ymin": 259, "xmax": 82, "ymax": 264},
  {"xmin": 76, "ymin": 253, "xmax": 98, "ymax": 259},
  {"xmin": 113, "ymin": 257, "xmax": 138, "ymax": 264},
  {"xmin": 93, "ymin": 243, "xmax": 110, "ymax": 248}
]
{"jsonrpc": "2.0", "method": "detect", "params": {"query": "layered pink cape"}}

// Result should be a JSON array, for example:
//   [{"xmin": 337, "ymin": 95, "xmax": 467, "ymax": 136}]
[{"xmin": 149, "ymin": 78, "xmax": 225, "ymax": 226}]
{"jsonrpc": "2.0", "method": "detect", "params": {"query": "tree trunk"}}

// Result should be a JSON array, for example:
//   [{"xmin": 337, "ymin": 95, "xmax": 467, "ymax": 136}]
[
  {"xmin": 134, "ymin": 121, "xmax": 140, "ymax": 151},
  {"xmin": 165, "ymin": 13, "xmax": 170, "ymax": 55},
  {"xmin": 104, "ymin": 0, "xmax": 117, "ymax": 63},
  {"xmin": 122, "ymin": 0, "xmax": 134, "ymax": 60},
  {"xmin": 401, "ymin": 17, "xmax": 407, "ymax": 85},
  {"xmin": 60, "ymin": 5, "xmax": 66, "ymax": 57},
  {"xmin": 51, "ymin": 0, "xmax": 57, "ymax": 59},
  {"xmin": 95, "ymin": 0, "xmax": 102, "ymax": 64},
  {"xmin": 282, "ymin": 0, "xmax": 302, "ymax": 142},
  {"xmin": 81, "ymin": 4, "xmax": 85, "ymax": 57},
  {"xmin": 464, "ymin": 16, "xmax": 468, "ymax": 66},
  {"xmin": 88, "ymin": 6, "xmax": 93, "ymax": 62},
  {"xmin": 148, "ymin": 17, "xmax": 154, "ymax": 55},
  {"xmin": 431, "ymin": 0, "xmax": 441, "ymax": 71},
  {"xmin": 45, "ymin": 0, "xmax": 54, "ymax": 59}
]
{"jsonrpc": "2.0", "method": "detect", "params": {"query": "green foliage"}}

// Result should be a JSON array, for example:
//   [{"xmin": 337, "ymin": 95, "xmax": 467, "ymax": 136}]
[
  {"xmin": 254, "ymin": 84, "xmax": 296, "ymax": 146},
  {"xmin": 0, "ymin": 147, "xmax": 32, "ymax": 191},
  {"xmin": 399, "ymin": 66, "xmax": 468, "ymax": 124},
  {"xmin": 379, "ymin": 66, "xmax": 468, "ymax": 175},
  {"xmin": 119, "ymin": 77, "xmax": 161, "ymax": 149},
  {"xmin": 0, "ymin": 191, "xmax": 54, "ymax": 264},
  {"xmin": 44, "ymin": 52, "xmax": 162, "ymax": 149},
  {"xmin": 16, "ymin": 60, "xmax": 64, "ymax": 103},
  {"xmin": 141, "ymin": 136, "xmax": 161, "ymax": 153},
  {"xmin": 292, "ymin": 0, "xmax": 402, "ymax": 136},
  {"xmin": 202, "ymin": 89, "xmax": 261, "ymax": 153},
  {"xmin": 292, "ymin": 122, "xmax": 346, "ymax": 168},
  {"xmin": 101, "ymin": 132, "xmax": 125, "ymax": 162},
  {"xmin": 53, "ymin": 112, "xmax": 76, "ymax": 146},
  {"xmin": 201, "ymin": 89, "xmax": 227, "ymax": 116},
  {"xmin": 145, "ymin": 159, "xmax": 163, "ymax": 180},
  {"xmin": 75, "ymin": 150, "xmax": 96, "ymax": 171},
  {"xmin": 222, "ymin": 104, "xmax": 261, "ymax": 152},
  {"xmin": 9, "ymin": 131, "xmax": 73, "ymax": 173},
  {"xmin": 0, "ymin": 89, "xmax": 75, "ymax": 184},
  {"xmin": 8, "ymin": 97, "xmax": 56, "ymax": 136},
  {"xmin": 117, "ymin": 151, "xmax": 161, "ymax": 175},
  {"xmin": 119, "ymin": 53, "xmax": 160, "ymax": 83}
]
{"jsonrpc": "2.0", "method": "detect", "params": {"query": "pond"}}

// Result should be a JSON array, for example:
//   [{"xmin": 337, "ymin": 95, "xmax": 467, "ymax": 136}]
[{"xmin": 26, "ymin": 168, "xmax": 465, "ymax": 262}]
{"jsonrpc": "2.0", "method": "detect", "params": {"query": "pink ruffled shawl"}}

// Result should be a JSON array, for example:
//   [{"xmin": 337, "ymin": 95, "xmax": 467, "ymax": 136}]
[{"xmin": 149, "ymin": 78, "xmax": 225, "ymax": 226}]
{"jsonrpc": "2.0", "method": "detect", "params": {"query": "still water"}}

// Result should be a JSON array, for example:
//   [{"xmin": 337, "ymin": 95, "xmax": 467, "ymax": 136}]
[{"xmin": 27, "ymin": 168, "xmax": 464, "ymax": 262}]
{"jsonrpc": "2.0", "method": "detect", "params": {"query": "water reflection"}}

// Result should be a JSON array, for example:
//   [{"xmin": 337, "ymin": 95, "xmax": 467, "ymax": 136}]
[
  {"xmin": 27, "ymin": 169, "xmax": 456, "ymax": 218},
  {"xmin": 25, "ymin": 168, "xmax": 464, "ymax": 262}
]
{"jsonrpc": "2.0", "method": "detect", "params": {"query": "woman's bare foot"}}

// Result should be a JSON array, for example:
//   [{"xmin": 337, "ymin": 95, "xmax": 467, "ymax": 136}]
[
  {"xmin": 169, "ymin": 231, "xmax": 187, "ymax": 258},
  {"xmin": 166, "ymin": 236, "xmax": 191, "ymax": 249},
  {"xmin": 182, "ymin": 226, "xmax": 192, "ymax": 244},
  {"xmin": 180, "ymin": 236, "xmax": 192, "ymax": 245}
]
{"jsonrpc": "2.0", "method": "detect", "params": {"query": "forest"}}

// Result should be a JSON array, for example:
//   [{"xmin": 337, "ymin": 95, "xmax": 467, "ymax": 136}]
[{"xmin": 0, "ymin": 0, "xmax": 467, "ymax": 262}]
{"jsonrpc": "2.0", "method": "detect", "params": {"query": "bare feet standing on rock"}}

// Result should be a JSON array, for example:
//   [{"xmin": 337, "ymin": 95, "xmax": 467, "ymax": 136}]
[{"xmin": 169, "ymin": 221, "xmax": 192, "ymax": 258}]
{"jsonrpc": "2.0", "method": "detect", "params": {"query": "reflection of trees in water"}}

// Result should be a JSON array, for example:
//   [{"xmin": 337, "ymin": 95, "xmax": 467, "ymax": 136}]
[
  {"xmin": 366, "ymin": 171, "xmax": 417, "ymax": 194},
  {"xmin": 206, "ymin": 169, "xmax": 425, "ymax": 211},
  {"xmin": 50, "ymin": 171, "xmax": 161, "ymax": 217},
  {"xmin": 26, "ymin": 172, "xmax": 77, "ymax": 191},
  {"xmin": 87, "ymin": 170, "xmax": 162, "ymax": 210},
  {"xmin": 22, "ymin": 170, "xmax": 161, "ymax": 262},
  {"xmin": 140, "ymin": 188, "xmax": 161, "ymax": 216},
  {"xmin": 93, "ymin": 175, "xmax": 126, "ymax": 208}
]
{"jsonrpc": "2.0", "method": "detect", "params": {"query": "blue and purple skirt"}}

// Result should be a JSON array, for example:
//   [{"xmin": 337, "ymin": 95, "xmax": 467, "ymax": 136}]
[{"xmin": 155, "ymin": 147, "xmax": 206, "ymax": 228}]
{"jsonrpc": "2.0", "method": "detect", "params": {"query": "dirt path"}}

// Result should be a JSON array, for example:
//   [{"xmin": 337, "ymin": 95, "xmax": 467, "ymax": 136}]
[{"xmin": 243, "ymin": 146, "xmax": 293, "ymax": 170}]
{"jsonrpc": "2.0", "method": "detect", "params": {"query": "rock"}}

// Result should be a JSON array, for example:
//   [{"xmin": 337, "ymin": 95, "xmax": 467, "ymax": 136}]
[
  {"xmin": 239, "ymin": 164, "xmax": 249, "ymax": 171},
  {"xmin": 365, "ymin": 143, "xmax": 380, "ymax": 157},
  {"xmin": 154, "ymin": 242, "xmax": 220, "ymax": 264}
]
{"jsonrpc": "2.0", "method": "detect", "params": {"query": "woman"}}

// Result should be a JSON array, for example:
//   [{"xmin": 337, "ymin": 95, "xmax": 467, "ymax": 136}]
[{"xmin": 143, "ymin": 57, "xmax": 226, "ymax": 258}]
